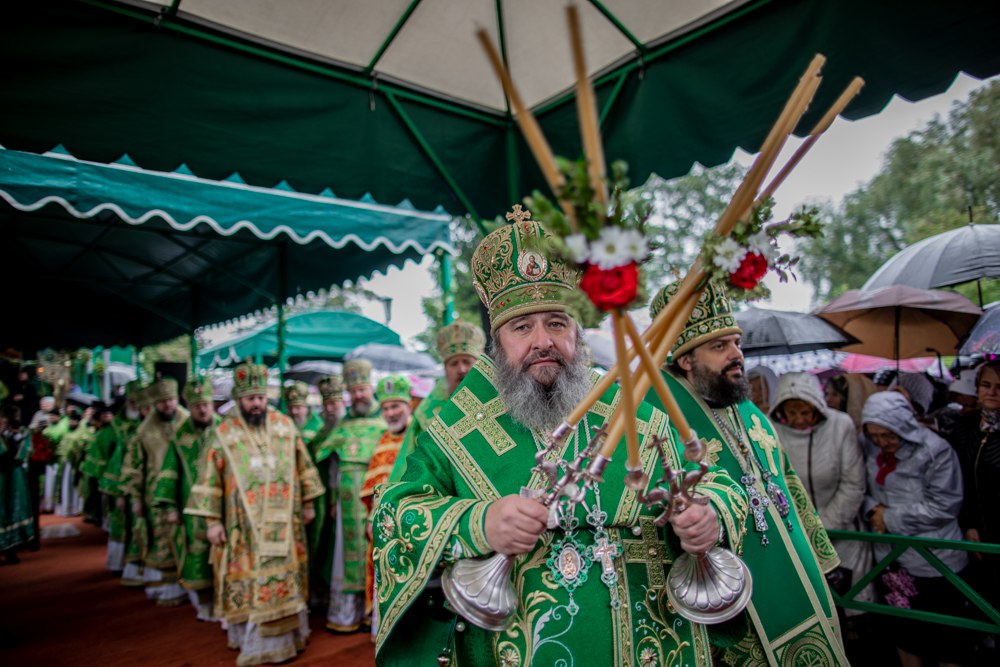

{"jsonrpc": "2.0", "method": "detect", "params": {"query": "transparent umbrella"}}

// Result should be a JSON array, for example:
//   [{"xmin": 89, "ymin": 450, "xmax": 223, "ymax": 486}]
[{"xmin": 344, "ymin": 344, "xmax": 438, "ymax": 372}]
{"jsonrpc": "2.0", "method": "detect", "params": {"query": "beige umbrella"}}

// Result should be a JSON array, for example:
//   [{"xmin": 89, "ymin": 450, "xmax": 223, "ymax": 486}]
[{"xmin": 814, "ymin": 285, "xmax": 981, "ymax": 360}]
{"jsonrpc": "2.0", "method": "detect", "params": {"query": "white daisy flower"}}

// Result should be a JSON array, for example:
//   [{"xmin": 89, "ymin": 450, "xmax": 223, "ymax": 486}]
[
  {"xmin": 564, "ymin": 233, "xmax": 591, "ymax": 264},
  {"xmin": 747, "ymin": 231, "xmax": 778, "ymax": 261},
  {"xmin": 590, "ymin": 226, "xmax": 632, "ymax": 269},
  {"xmin": 712, "ymin": 237, "xmax": 747, "ymax": 273},
  {"xmin": 620, "ymin": 228, "xmax": 649, "ymax": 262}
]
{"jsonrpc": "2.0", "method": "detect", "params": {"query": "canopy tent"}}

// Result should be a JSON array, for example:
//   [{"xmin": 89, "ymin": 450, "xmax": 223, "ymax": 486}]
[
  {"xmin": 0, "ymin": 145, "xmax": 452, "ymax": 349},
  {"xmin": 197, "ymin": 310, "xmax": 401, "ymax": 370},
  {"xmin": 4, "ymin": 1, "xmax": 998, "ymax": 222}
]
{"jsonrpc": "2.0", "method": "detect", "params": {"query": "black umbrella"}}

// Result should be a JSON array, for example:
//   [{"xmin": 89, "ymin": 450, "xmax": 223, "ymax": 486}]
[
  {"xmin": 737, "ymin": 306, "xmax": 859, "ymax": 356},
  {"xmin": 863, "ymin": 223, "xmax": 1000, "ymax": 305},
  {"xmin": 960, "ymin": 302, "xmax": 1000, "ymax": 356}
]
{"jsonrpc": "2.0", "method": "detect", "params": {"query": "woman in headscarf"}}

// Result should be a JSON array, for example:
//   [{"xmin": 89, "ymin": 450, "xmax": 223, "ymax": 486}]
[
  {"xmin": 949, "ymin": 360, "xmax": 1000, "ymax": 607},
  {"xmin": 862, "ymin": 391, "xmax": 971, "ymax": 667},
  {"xmin": 824, "ymin": 373, "xmax": 877, "ymax": 431},
  {"xmin": 770, "ymin": 372, "xmax": 870, "ymax": 605}
]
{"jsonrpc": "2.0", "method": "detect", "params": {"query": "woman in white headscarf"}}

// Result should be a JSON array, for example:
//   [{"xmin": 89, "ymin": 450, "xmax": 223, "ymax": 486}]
[
  {"xmin": 862, "ymin": 391, "xmax": 972, "ymax": 667},
  {"xmin": 770, "ymin": 373, "xmax": 871, "ymax": 608}
]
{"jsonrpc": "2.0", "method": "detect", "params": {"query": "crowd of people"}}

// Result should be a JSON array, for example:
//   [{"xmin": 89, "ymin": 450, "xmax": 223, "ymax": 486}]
[{"xmin": 1, "ymin": 214, "xmax": 998, "ymax": 667}]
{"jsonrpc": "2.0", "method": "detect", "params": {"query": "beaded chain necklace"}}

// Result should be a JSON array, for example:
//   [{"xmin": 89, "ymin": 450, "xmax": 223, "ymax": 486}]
[{"xmin": 710, "ymin": 407, "xmax": 791, "ymax": 546}]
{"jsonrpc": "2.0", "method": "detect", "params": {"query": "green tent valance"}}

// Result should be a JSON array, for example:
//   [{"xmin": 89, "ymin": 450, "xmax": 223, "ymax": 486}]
[{"xmin": 0, "ymin": 145, "xmax": 453, "ymax": 348}]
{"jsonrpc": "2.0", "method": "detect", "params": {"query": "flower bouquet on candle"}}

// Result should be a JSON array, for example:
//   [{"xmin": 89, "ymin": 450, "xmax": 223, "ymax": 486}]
[{"xmin": 700, "ymin": 197, "xmax": 821, "ymax": 299}]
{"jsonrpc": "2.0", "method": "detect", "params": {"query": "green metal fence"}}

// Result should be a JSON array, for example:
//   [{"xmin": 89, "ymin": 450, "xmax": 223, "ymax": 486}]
[{"xmin": 826, "ymin": 530, "xmax": 1000, "ymax": 634}]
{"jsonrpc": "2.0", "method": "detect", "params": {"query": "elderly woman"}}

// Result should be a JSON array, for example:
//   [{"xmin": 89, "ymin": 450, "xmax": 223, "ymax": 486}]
[
  {"xmin": 770, "ymin": 373, "xmax": 868, "ymax": 602},
  {"xmin": 950, "ymin": 360, "xmax": 1000, "ymax": 606},
  {"xmin": 862, "ymin": 391, "xmax": 971, "ymax": 667}
]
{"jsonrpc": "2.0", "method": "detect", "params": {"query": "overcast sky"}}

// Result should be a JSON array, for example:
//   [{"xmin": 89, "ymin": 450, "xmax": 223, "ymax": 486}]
[{"xmin": 358, "ymin": 72, "xmax": 996, "ymax": 349}]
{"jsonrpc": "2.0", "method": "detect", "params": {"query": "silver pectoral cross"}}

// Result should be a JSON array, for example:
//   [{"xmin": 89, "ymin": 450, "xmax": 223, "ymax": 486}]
[{"xmin": 587, "ymin": 534, "xmax": 622, "ymax": 608}]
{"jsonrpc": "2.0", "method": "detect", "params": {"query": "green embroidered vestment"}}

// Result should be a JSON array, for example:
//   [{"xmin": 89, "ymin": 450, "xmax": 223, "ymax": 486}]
[
  {"xmin": 373, "ymin": 357, "xmax": 748, "ymax": 667},
  {"xmin": 648, "ymin": 372, "xmax": 847, "ymax": 667}
]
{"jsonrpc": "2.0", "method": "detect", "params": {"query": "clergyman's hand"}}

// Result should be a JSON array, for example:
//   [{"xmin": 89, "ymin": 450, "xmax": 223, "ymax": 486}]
[
  {"xmin": 669, "ymin": 502, "xmax": 719, "ymax": 555},
  {"xmin": 303, "ymin": 504, "xmax": 316, "ymax": 525},
  {"xmin": 485, "ymin": 495, "xmax": 548, "ymax": 556},
  {"xmin": 166, "ymin": 510, "xmax": 180, "ymax": 525},
  {"xmin": 207, "ymin": 522, "xmax": 227, "ymax": 546}
]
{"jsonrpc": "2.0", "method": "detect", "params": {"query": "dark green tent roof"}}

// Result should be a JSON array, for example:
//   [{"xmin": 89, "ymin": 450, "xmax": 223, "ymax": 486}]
[{"xmin": 3, "ymin": 0, "xmax": 998, "ymax": 219}]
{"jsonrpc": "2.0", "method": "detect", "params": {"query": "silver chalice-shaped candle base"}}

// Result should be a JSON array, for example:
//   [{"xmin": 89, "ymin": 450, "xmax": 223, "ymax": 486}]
[
  {"xmin": 666, "ymin": 546, "xmax": 753, "ymax": 623},
  {"xmin": 441, "ymin": 552, "xmax": 517, "ymax": 631}
]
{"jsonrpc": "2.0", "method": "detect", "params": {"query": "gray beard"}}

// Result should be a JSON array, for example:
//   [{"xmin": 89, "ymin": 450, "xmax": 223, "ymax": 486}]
[
  {"xmin": 492, "ymin": 340, "xmax": 591, "ymax": 435},
  {"xmin": 351, "ymin": 401, "xmax": 374, "ymax": 418},
  {"xmin": 690, "ymin": 359, "xmax": 750, "ymax": 407},
  {"xmin": 323, "ymin": 413, "xmax": 342, "ymax": 429}
]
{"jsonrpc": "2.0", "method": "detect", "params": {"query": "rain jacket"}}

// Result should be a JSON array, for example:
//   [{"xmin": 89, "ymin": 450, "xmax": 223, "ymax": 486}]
[
  {"xmin": 861, "ymin": 391, "xmax": 968, "ymax": 577},
  {"xmin": 771, "ymin": 372, "xmax": 872, "ymax": 604}
]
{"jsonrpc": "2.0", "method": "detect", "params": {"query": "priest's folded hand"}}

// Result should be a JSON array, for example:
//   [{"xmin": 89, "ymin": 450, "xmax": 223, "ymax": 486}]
[
  {"xmin": 669, "ymin": 503, "xmax": 719, "ymax": 555},
  {"xmin": 207, "ymin": 522, "xmax": 227, "ymax": 546},
  {"xmin": 485, "ymin": 495, "xmax": 548, "ymax": 555}
]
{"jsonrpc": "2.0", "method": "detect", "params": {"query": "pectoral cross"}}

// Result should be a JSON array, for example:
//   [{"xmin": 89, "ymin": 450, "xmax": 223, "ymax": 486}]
[
  {"xmin": 748, "ymin": 415, "xmax": 779, "ymax": 475},
  {"xmin": 589, "ymin": 536, "xmax": 620, "ymax": 577}
]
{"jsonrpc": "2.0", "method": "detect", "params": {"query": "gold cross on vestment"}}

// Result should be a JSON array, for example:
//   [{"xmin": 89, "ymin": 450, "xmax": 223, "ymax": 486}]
[
  {"xmin": 505, "ymin": 204, "xmax": 531, "ymax": 224},
  {"xmin": 623, "ymin": 516, "xmax": 670, "ymax": 589},
  {"xmin": 450, "ymin": 387, "xmax": 518, "ymax": 456},
  {"xmin": 748, "ymin": 414, "xmax": 779, "ymax": 475}
]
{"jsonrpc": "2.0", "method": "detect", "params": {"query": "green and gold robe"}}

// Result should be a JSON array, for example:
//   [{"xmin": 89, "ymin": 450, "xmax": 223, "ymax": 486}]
[
  {"xmin": 648, "ymin": 373, "xmax": 847, "ymax": 667},
  {"xmin": 121, "ymin": 407, "xmax": 189, "ymax": 575},
  {"xmin": 373, "ymin": 357, "xmax": 748, "ymax": 667},
  {"xmin": 387, "ymin": 377, "xmax": 451, "ymax": 485},
  {"xmin": 321, "ymin": 410, "xmax": 385, "ymax": 599},
  {"xmin": 185, "ymin": 409, "xmax": 325, "ymax": 627},
  {"xmin": 153, "ymin": 414, "xmax": 221, "ymax": 590},
  {"xmin": 101, "ymin": 414, "xmax": 142, "ymax": 582}
]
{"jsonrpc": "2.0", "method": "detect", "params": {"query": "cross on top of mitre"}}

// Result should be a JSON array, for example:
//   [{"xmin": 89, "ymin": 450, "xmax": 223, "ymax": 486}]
[{"xmin": 505, "ymin": 204, "xmax": 531, "ymax": 224}]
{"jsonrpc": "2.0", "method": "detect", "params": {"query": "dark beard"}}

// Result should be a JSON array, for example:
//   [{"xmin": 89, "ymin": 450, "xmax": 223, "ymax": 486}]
[
  {"xmin": 155, "ymin": 408, "xmax": 177, "ymax": 422},
  {"xmin": 491, "ymin": 337, "xmax": 591, "ymax": 434},
  {"xmin": 241, "ymin": 409, "xmax": 265, "ymax": 427},
  {"xmin": 192, "ymin": 418, "xmax": 213, "ymax": 430},
  {"xmin": 690, "ymin": 358, "xmax": 750, "ymax": 407}
]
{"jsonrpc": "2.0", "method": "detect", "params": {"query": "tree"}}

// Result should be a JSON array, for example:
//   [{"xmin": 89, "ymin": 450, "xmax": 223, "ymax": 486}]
[{"xmin": 799, "ymin": 81, "xmax": 1000, "ymax": 303}]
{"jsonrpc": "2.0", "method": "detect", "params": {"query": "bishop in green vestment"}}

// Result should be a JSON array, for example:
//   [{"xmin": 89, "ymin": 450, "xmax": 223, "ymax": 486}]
[
  {"xmin": 374, "ymin": 217, "xmax": 747, "ymax": 667},
  {"xmin": 387, "ymin": 318, "xmax": 485, "ymax": 485},
  {"xmin": 154, "ymin": 377, "xmax": 221, "ymax": 620},
  {"xmin": 101, "ymin": 382, "xmax": 145, "ymax": 586},
  {"xmin": 122, "ymin": 377, "xmax": 189, "ymax": 606},
  {"xmin": 304, "ymin": 374, "xmax": 346, "ymax": 607},
  {"xmin": 325, "ymin": 358, "xmax": 386, "ymax": 632},
  {"xmin": 81, "ymin": 402, "xmax": 123, "ymax": 569},
  {"xmin": 646, "ymin": 280, "xmax": 848, "ymax": 667}
]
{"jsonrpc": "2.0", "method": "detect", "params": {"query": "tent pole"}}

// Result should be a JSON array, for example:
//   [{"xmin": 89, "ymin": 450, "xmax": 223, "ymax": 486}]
[
  {"xmin": 277, "ymin": 242, "xmax": 288, "ymax": 407},
  {"xmin": 439, "ymin": 250, "xmax": 455, "ymax": 325}
]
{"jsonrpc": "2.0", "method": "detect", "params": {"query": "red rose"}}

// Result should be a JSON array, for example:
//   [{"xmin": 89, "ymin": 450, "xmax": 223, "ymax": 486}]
[
  {"xmin": 729, "ymin": 252, "xmax": 768, "ymax": 289},
  {"xmin": 579, "ymin": 262, "xmax": 639, "ymax": 311}
]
